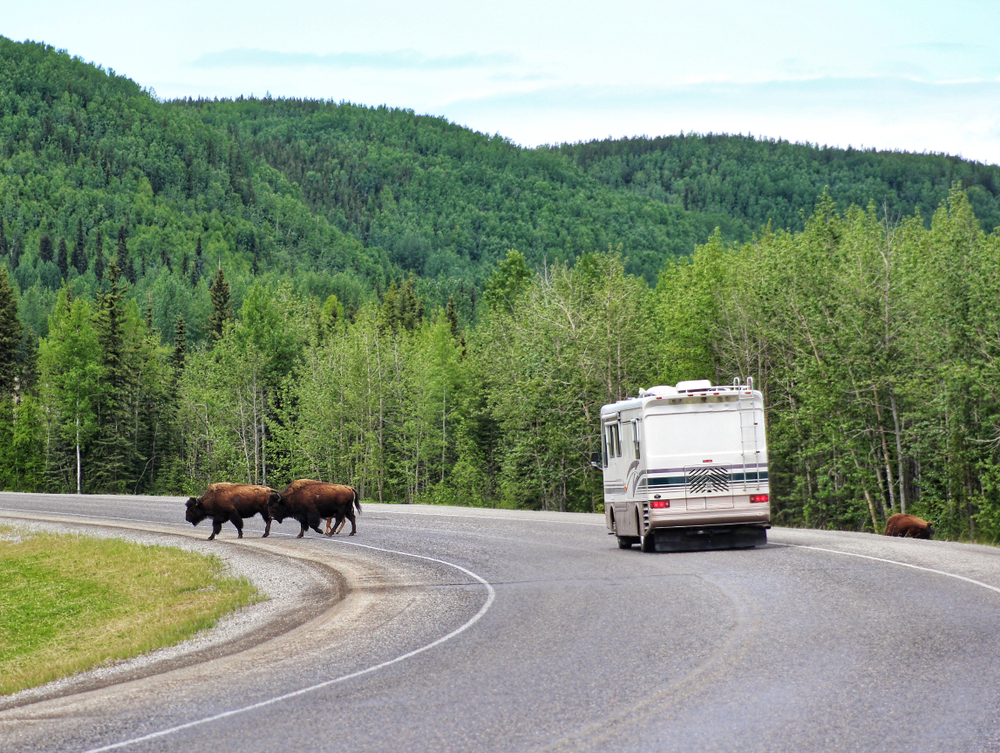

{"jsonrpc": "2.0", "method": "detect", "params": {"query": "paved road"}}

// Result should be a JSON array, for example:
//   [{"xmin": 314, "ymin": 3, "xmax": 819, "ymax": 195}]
[{"xmin": 2, "ymin": 492, "xmax": 1000, "ymax": 752}]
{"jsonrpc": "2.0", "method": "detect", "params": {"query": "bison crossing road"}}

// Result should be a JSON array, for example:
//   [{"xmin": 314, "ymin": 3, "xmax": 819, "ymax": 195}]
[
  {"xmin": 185, "ymin": 479, "xmax": 361, "ymax": 540},
  {"xmin": 184, "ymin": 483, "xmax": 274, "ymax": 540},
  {"xmin": 267, "ymin": 479, "xmax": 362, "ymax": 538}
]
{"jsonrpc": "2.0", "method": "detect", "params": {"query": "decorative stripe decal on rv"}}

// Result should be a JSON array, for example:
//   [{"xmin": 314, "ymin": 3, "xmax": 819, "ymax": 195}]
[{"xmin": 638, "ymin": 469, "xmax": 769, "ymax": 489}]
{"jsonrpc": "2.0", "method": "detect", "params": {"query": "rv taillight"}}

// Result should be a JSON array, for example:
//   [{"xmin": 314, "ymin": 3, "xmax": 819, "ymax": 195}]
[
  {"xmin": 750, "ymin": 494, "xmax": 769, "ymax": 503},
  {"xmin": 650, "ymin": 500, "xmax": 670, "ymax": 509}
]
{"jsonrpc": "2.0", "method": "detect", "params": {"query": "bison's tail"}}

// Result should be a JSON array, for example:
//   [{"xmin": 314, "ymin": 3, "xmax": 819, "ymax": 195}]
[{"xmin": 353, "ymin": 487, "xmax": 362, "ymax": 515}]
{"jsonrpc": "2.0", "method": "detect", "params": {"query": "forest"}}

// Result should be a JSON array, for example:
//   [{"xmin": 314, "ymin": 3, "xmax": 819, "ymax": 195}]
[{"xmin": 3, "ymin": 38, "xmax": 1000, "ymax": 540}]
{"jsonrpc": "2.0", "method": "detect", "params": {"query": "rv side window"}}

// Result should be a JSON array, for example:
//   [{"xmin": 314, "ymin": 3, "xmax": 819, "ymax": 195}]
[
  {"xmin": 612, "ymin": 423, "xmax": 621, "ymax": 457},
  {"xmin": 632, "ymin": 420, "xmax": 640, "ymax": 459},
  {"xmin": 605, "ymin": 424, "xmax": 618, "ymax": 459},
  {"xmin": 601, "ymin": 428, "xmax": 608, "ymax": 467}
]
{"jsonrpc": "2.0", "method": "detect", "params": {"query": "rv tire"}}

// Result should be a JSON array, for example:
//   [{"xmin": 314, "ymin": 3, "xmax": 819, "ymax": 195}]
[
  {"xmin": 640, "ymin": 533, "xmax": 655, "ymax": 553},
  {"xmin": 617, "ymin": 536, "xmax": 634, "ymax": 549}
]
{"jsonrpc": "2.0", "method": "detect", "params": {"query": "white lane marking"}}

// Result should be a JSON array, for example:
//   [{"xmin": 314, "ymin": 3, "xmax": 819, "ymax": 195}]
[
  {"xmin": 372, "ymin": 508, "xmax": 605, "ymax": 526},
  {"xmin": 71, "ymin": 539, "xmax": 495, "ymax": 753},
  {"xmin": 783, "ymin": 543, "xmax": 1000, "ymax": 596}
]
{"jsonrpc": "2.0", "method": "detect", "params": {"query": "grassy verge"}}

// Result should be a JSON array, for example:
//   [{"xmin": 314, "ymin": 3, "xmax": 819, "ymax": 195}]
[{"xmin": 0, "ymin": 525, "xmax": 259, "ymax": 696}]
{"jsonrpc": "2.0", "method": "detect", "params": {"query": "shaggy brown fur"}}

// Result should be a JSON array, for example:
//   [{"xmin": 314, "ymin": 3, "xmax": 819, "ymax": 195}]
[
  {"xmin": 185, "ymin": 483, "xmax": 275, "ymax": 540},
  {"xmin": 884, "ymin": 513, "xmax": 934, "ymax": 539},
  {"xmin": 267, "ymin": 479, "xmax": 362, "ymax": 538}
]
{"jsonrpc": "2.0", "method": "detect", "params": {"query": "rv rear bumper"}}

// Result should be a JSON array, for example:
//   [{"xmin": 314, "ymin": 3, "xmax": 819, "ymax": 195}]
[{"xmin": 650, "ymin": 524, "xmax": 768, "ymax": 552}]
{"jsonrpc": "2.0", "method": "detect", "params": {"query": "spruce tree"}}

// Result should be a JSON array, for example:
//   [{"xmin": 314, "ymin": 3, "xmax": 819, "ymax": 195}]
[
  {"xmin": 117, "ymin": 225, "xmax": 136, "ymax": 284},
  {"xmin": 171, "ymin": 315, "xmax": 186, "ymax": 376},
  {"xmin": 208, "ymin": 266, "xmax": 232, "ymax": 342},
  {"xmin": 56, "ymin": 238, "xmax": 69, "ymax": 279},
  {"xmin": 91, "ymin": 260, "xmax": 130, "ymax": 491},
  {"xmin": 0, "ymin": 265, "xmax": 22, "ymax": 397},
  {"xmin": 38, "ymin": 235, "xmax": 53, "ymax": 264},
  {"xmin": 72, "ymin": 219, "xmax": 86, "ymax": 274},
  {"xmin": 194, "ymin": 235, "xmax": 205, "ymax": 282},
  {"xmin": 445, "ymin": 295, "xmax": 460, "ymax": 340},
  {"xmin": 92, "ymin": 229, "xmax": 105, "ymax": 283},
  {"xmin": 0, "ymin": 218, "xmax": 8, "ymax": 261}
]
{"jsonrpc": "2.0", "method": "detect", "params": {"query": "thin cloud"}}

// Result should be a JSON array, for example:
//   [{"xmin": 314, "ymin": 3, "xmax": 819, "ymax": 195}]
[
  {"xmin": 191, "ymin": 48, "xmax": 517, "ymax": 71},
  {"xmin": 445, "ymin": 76, "xmax": 1000, "ymax": 111},
  {"xmin": 901, "ymin": 42, "xmax": 981, "ymax": 53}
]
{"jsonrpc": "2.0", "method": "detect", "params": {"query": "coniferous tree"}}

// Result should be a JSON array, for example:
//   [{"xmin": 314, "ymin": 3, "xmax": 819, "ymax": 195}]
[
  {"xmin": 445, "ymin": 295, "xmax": 460, "ymax": 340},
  {"xmin": 92, "ymin": 229, "xmax": 105, "ymax": 283},
  {"xmin": 207, "ymin": 266, "xmax": 232, "ymax": 342},
  {"xmin": 56, "ymin": 238, "xmax": 69, "ymax": 279},
  {"xmin": 38, "ymin": 235, "xmax": 53, "ymax": 264},
  {"xmin": 117, "ymin": 225, "xmax": 136, "ymax": 284},
  {"xmin": 0, "ymin": 218, "xmax": 8, "ymax": 262},
  {"xmin": 72, "ymin": 219, "xmax": 86, "ymax": 275},
  {"xmin": 171, "ymin": 315, "xmax": 186, "ymax": 377},
  {"xmin": 0, "ymin": 265, "xmax": 21, "ymax": 397},
  {"xmin": 194, "ymin": 236, "xmax": 205, "ymax": 284},
  {"xmin": 90, "ymin": 260, "xmax": 131, "ymax": 491}
]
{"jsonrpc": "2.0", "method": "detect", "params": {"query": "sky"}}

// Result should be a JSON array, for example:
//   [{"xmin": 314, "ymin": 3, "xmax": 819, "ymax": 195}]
[{"xmin": 5, "ymin": 0, "xmax": 1000, "ymax": 164}]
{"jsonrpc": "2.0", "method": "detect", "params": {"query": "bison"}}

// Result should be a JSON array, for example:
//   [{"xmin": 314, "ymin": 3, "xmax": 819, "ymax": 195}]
[
  {"xmin": 185, "ymin": 483, "xmax": 276, "ymax": 540},
  {"xmin": 884, "ymin": 513, "xmax": 935, "ymax": 539},
  {"xmin": 267, "ymin": 479, "xmax": 362, "ymax": 538}
]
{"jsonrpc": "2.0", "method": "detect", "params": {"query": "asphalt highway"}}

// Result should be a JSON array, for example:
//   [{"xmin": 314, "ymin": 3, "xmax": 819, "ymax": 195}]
[{"xmin": 2, "ymin": 492, "xmax": 1000, "ymax": 752}]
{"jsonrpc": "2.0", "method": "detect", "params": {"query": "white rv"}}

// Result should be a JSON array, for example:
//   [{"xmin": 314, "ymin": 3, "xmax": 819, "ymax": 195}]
[{"xmin": 596, "ymin": 379, "xmax": 770, "ymax": 552}]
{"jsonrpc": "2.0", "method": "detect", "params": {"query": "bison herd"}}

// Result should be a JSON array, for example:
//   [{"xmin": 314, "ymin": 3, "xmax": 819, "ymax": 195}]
[
  {"xmin": 185, "ymin": 482, "xmax": 937, "ymax": 545},
  {"xmin": 185, "ymin": 479, "xmax": 361, "ymax": 540}
]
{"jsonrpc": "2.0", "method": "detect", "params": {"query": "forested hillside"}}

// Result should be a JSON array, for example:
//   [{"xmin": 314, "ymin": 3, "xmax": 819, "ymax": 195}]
[
  {"xmin": 4, "ymin": 38, "xmax": 1000, "ymax": 541},
  {"xmin": 554, "ymin": 134, "xmax": 1000, "ymax": 236}
]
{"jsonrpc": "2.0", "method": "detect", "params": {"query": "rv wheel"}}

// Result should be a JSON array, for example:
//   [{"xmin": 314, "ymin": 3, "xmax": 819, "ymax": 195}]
[
  {"xmin": 617, "ymin": 536, "xmax": 633, "ymax": 549},
  {"xmin": 640, "ymin": 533, "xmax": 655, "ymax": 553}
]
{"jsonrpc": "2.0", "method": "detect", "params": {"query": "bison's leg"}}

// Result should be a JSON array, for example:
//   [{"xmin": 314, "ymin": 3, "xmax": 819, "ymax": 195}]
[
  {"xmin": 209, "ymin": 518, "xmax": 223, "ymax": 540},
  {"xmin": 324, "ymin": 517, "xmax": 333, "ymax": 536},
  {"xmin": 304, "ymin": 511, "xmax": 324, "ymax": 537},
  {"xmin": 345, "ymin": 512, "xmax": 357, "ymax": 535},
  {"xmin": 262, "ymin": 512, "xmax": 271, "ymax": 538},
  {"xmin": 230, "ymin": 512, "xmax": 245, "ymax": 539},
  {"xmin": 334, "ymin": 516, "xmax": 347, "ymax": 534}
]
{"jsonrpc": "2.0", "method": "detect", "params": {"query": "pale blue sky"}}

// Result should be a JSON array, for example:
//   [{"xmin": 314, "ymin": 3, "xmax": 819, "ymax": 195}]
[{"xmin": 5, "ymin": 1, "xmax": 1000, "ymax": 163}]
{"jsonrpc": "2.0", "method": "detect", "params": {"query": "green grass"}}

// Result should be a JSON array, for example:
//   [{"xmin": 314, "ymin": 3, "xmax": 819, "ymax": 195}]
[{"xmin": 0, "ymin": 526, "xmax": 260, "ymax": 696}]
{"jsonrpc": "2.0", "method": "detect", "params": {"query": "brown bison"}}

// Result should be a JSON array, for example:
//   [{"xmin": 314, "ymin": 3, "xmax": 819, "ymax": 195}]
[
  {"xmin": 185, "ymin": 483, "xmax": 276, "ymax": 540},
  {"xmin": 267, "ymin": 479, "xmax": 362, "ymax": 538},
  {"xmin": 884, "ymin": 513, "xmax": 935, "ymax": 539}
]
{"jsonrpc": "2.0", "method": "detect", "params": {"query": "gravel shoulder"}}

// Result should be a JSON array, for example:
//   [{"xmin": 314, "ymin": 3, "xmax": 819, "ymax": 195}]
[{"xmin": 0, "ymin": 513, "xmax": 346, "ymax": 711}]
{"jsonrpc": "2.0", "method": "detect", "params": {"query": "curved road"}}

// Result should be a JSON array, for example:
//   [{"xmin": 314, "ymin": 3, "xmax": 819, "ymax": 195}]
[{"xmin": 2, "ymin": 492, "xmax": 1000, "ymax": 752}]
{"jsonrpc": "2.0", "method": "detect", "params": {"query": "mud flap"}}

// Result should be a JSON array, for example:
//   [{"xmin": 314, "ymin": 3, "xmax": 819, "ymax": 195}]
[{"xmin": 651, "ymin": 525, "xmax": 767, "ymax": 552}]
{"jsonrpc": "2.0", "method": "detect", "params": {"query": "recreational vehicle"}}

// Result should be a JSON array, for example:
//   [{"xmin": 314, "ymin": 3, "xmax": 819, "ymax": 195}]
[{"xmin": 596, "ymin": 379, "xmax": 770, "ymax": 552}]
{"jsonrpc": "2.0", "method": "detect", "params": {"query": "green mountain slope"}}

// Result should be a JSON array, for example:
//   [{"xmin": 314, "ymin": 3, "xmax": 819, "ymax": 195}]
[
  {"xmin": 0, "ymin": 39, "xmax": 390, "ymax": 340},
  {"xmin": 173, "ymin": 97, "xmax": 742, "ymax": 286},
  {"xmin": 552, "ymin": 133, "xmax": 1000, "ymax": 234},
  {"xmin": 5, "ymin": 37, "xmax": 1000, "ymax": 342}
]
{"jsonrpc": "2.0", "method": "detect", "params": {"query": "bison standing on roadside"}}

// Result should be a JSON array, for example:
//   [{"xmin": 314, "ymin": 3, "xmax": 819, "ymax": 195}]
[
  {"xmin": 884, "ymin": 513, "xmax": 935, "ymax": 539},
  {"xmin": 185, "ymin": 483, "xmax": 276, "ymax": 540},
  {"xmin": 267, "ymin": 479, "xmax": 362, "ymax": 538}
]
